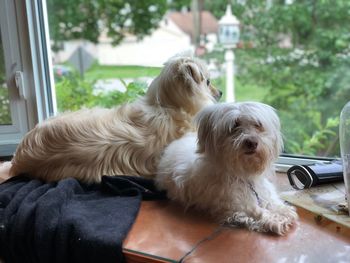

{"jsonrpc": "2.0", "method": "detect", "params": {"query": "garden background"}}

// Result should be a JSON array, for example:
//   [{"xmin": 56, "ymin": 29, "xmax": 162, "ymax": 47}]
[{"xmin": 1, "ymin": 0, "xmax": 349, "ymax": 158}]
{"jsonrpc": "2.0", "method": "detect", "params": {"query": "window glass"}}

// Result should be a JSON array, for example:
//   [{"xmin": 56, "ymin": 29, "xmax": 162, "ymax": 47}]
[
  {"xmin": 0, "ymin": 29, "xmax": 11, "ymax": 125},
  {"xmin": 46, "ymin": 0, "xmax": 167, "ymax": 113},
  {"xmin": 45, "ymin": 0, "xmax": 347, "ymax": 158},
  {"xmin": 206, "ymin": 0, "xmax": 350, "ymax": 159}
]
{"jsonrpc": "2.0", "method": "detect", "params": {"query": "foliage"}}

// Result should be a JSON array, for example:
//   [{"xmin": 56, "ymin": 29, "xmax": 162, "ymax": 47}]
[
  {"xmin": 95, "ymin": 81, "xmax": 146, "ymax": 108},
  {"xmin": 47, "ymin": 0, "xmax": 350, "ymax": 157},
  {"xmin": 204, "ymin": 0, "xmax": 350, "ymax": 157},
  {"xmin": 168, "ymin": 0, "xmax": 191, "ymax": 11},
  {"xmin": 204, "ymin": 0, "xmax": 236, "ymax": 19},
  {"xmin": 55, "ymin": 73, "xmax": 97, "ymax": 112},
  {"xmin": 0, "ymin": 87, "xmax": 11, "ymax": 125},
  {"xmin": 286, "ymin": 117, "xmax": 340, "ymax": 156},
  {"xmin": 55, "ymin": 72, "xmax": 146, "ymax": 112},
  {"xmin": 0, "ymin": 38, "xmax": 11, "ymax": 125},
  {"xmin": 85, "ymin": 64, "xmax": 161, "ymax": 81},
  {"xmin": 47, "ymin": 0, "xmax": 168, "ymax": 51}
]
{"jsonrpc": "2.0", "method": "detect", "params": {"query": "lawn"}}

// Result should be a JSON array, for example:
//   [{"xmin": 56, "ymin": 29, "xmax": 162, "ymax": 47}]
[
  {"xmin": 82, "ymin": 63, "xmax": 266, "ymax": 103},
  {"xmin": 85, "ymin": 64, "xmax": 162, "ymax": 81},
  {"xmin": 212, "ymin": 76, "xmax": 267, "ymax": 103},
  {"xmin": 235, "ymin": 79, "xmax": 267, "ymax": 102}
]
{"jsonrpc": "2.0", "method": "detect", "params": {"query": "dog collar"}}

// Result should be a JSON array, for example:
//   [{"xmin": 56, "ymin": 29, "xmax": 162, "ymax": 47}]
[{"xmin": 248, "ymin": 182, "xmax": 262, "ymax": 207}]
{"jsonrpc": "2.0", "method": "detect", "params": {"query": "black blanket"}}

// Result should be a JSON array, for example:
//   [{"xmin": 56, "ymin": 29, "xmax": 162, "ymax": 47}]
[{"xmin": 0, "ymin": 175, "xmax": 165, "ymax": 263}]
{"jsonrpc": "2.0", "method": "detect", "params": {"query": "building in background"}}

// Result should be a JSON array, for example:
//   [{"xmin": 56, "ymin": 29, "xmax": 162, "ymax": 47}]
[{"xmin": 52, "ymin": 10, "xmax": 218, "ymax": 67}]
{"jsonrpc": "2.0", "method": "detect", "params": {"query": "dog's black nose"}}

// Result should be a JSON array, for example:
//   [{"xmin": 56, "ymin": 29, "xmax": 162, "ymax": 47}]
[
  {"xmin": 244, "ymin": 138, "xmax": 258, "ymax": 152},
  {"xmin": 214, "ymin": 90, "xmax": 223, "ymax": 101}
]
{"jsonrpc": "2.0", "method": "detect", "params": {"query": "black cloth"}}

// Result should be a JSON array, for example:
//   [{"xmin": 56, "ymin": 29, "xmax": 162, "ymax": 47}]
[{"xmin": 0, "ymin": 175, "xmax": 166, "ymax": 263}]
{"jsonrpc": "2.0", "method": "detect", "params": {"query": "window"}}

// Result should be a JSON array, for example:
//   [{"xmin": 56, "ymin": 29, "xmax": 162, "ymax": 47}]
[
  {"xmin": 0, "ymin": 0, "xmax": 55, "ymax": 157},
  {"xmin": 0, "ymin": 0, "xmax": 30, "ymax": 156},
  {"xmin": 1, "ymin": 0, "xmax": 346, "ymax": 165}
]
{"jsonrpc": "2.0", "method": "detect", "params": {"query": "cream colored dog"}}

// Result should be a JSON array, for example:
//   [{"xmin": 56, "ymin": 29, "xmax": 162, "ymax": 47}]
[
  {"xmin": 10, "ymin": 56, "xmax": 221, "ymax": 183},
  {"xmin": 156, "ymin": 102, "xmax": 298, "ymax": 235}
]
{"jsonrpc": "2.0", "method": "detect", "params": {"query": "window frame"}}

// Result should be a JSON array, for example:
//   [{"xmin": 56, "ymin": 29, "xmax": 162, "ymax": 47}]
[
  {"xmin": 275, "ymin": 154, "xmax": 336, "ymax": 173},
  {"xmin": 0, "ymin": 0, "xmax": 55, "ymax": 157},
  {"xmin": 0, "ymin": 0, "xmax": 338, "ymax": 169}
]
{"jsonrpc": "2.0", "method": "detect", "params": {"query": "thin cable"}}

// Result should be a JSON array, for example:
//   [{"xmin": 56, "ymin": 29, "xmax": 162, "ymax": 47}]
[{"xmin": 178, "ymin": 226, "xmax": 225, "ymax": 263}]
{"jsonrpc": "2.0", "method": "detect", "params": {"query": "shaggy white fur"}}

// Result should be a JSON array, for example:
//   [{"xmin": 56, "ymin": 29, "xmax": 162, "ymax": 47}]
[
  {"xmin": 156, "ymin": 102, "xmax": 298, "ymax": 235},
  {"xmin": 10, "ymin": 56, "xmax": 221, "ymax": 183}
]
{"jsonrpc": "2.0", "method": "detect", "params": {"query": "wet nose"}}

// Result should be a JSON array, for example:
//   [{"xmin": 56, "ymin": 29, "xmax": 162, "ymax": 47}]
[
  {"xmin": 244, "ymin": 138, "xmax": 258, "ymax": 151},
  {"xmin": 214, "ymin": 90, "xmax": 223, "ymax": 101},
  {"xmin": 214, "ymin": 89, "xmax": 222, "ymax": 101}
]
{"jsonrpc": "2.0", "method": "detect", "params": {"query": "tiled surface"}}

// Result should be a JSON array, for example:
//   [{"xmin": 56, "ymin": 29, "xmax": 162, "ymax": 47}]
[
  {"xmin": 124, "ymin": 174, "xmax": 350, "ymax": 263},
  {"xmin": 182, "ymin": 208, "xmax": 350, "ymax": 263},
  {"xmin": 124, "ymin": 201, "xmax": 350, "ymax": 263},
  {"xmin": 123, "ymin": 200, "xmax": 219, "ymax": 262}
]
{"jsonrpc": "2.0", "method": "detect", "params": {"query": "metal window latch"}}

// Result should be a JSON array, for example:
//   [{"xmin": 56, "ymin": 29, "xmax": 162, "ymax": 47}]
[{"xmin": 15, "ymin": 71, "xmax": 26, "ymax": 99}]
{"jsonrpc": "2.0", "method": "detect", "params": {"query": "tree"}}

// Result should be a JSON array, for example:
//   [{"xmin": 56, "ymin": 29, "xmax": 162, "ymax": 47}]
[
  {"xmin": 47, "ymin": 0, "xmax": 167, "ymax": 51},
  {"xmin": 168, "ymin": 0, "xmax": 191, "ymax": 11},
  {"xmin": 204, "ymin": 0, "xmax": 350, "ymax": 156},
  {"xmin": 241, "ymin": 0, "xmax": 350, "ymax": 156}
]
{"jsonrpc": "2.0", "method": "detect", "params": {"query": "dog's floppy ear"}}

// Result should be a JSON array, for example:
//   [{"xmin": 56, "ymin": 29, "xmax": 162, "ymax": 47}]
[
  {"xmin": 182, "ymin": 61, "xmax": 203, "ymax": 84},
  {"xmin": 194, "ymin": 105, "xmax": 216, "ymax": 154}
]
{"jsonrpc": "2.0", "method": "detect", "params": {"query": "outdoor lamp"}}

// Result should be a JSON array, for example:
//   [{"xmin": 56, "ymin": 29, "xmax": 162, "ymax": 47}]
[
  {"xmin": 218, "ymin": 5, "xmax": 240, "ymax": 48},
  {"xmin": 218, "ymin": 4, "xmax": 240, "ymax": 102}
]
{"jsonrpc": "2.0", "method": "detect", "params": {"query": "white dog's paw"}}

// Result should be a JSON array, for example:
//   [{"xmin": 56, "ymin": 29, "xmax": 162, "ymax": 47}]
[
  {"xmin": 273, "ymin": 203, "xmax": 299, "ymax": 222},
  {"xmin": 226, "ymin": 212, "xmax": 259, "ymax": 230},
  {"xmin": 226, "ymin": 208, "xmax": 297, "ymax": 235},
  {"xmin": 226, "ymin": 212, "xmax": 269, "ymax": 233},
  {"xmin": 260, "ymin": 211, "xmax": 297, "ymax": 235}
]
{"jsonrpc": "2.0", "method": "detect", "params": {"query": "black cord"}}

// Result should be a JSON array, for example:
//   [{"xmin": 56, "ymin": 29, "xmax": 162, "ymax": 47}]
[{"xmin": 178, "ymin": 226, "xmax": 225, "ymax": 263}]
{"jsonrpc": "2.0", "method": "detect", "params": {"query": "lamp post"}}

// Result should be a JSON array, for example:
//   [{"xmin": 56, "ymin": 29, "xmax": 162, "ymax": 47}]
[{"xmin": 218, "ymin": 4, "xmax": 240, "ymax": 102}]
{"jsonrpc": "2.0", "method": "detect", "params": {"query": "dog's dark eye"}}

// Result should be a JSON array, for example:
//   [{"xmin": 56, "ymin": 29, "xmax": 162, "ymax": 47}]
[
  {"xmin": 228, "ymin": 120, "xmax": 240, "ymax": 134},
  {"xmin": 230, "ymin": 119, "xmax": 240, "ymax": 131},
  {"xmin": 206, "ymin": 79, "xmax": 210, "ymax": 86},
  {"xmin": 235, "ymin": 119, "xmax": 241, "ymax": 127},
  {"xmin": 254, "ymin": 121, "xmax": 263, "ymax": 131}
]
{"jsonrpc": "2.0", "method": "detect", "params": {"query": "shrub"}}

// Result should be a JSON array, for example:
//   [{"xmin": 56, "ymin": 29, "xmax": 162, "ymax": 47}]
[
  {"xmin": 55, "ymin": 73, "xmax": 146, "ymax": 112},
  {"xmin": 0, "ymin": 87, "xmax": 11, "ymax": 125}
]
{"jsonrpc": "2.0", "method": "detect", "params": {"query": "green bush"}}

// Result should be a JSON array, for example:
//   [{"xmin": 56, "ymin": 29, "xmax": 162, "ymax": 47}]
[
  {"xmin": 242, "ymin": 48, "xmax": 348, "ymax": 157},
  {"xmin": 0, "ymin": 40, "xmax": 10, "ymax": 125},
  {"xmin": 55, "ymin": 73, "xmax": 146, "ymax": 112},
  {"xmin": 0, "ymin": 87, "xmax": 11, "ymax": 125},
  {"xmin": 55, "ymin": 73, "xmax": 97, "ymax": 112},
  {"xmin": 204, "ymin": 46, "xmax": 347, "ymax": 157},
  {"xmin": 202, "ymin": 0, "xmax": 350, "ymax": 157},
  {"xmin": 95, "ymin": 81, "xmax": 146, "ymax": 108}
]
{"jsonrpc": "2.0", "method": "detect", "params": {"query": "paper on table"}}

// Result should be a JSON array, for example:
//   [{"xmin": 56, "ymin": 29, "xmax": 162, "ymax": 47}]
[{"xmin": 280, "ymin": 182, "xmax": 350, "ymax": 228}]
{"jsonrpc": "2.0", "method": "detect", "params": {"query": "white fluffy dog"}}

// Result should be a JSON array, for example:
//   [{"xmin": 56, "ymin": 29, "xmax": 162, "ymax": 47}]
[
  {"xmin": 10, "ymin": 56, "xmax": 221, "ymax": 183},
  {"xmin": 156, "ymin": 102, "xmax": 298, "ymax": 235}
]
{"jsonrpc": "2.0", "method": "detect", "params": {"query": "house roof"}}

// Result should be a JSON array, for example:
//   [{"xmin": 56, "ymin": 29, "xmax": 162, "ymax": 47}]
[{"xmin": 167, "ymin": 11, "xmax": 218, "ymax": 37}]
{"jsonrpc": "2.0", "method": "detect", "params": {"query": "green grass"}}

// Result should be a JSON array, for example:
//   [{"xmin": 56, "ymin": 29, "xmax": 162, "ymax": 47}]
[
  {"xmin": 212, "ymin": 76, "xmax": 267, "ymax": 102},
  {"xmin": 236, "ymin": 79, "xmax": 268, "ymax": 102},
  {"xmin": 85, "ymin": 64, "xmax": 161, "ymax": 81},
  {"xmin": 70, "ymin": 62, "xmax": 267, "ymax": 103}
]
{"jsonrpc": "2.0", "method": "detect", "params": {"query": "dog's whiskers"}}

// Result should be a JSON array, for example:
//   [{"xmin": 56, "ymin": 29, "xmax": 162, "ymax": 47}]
[{"xmin": 232, "ymin": 133, "xmax": 245, "ymax": 149}]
